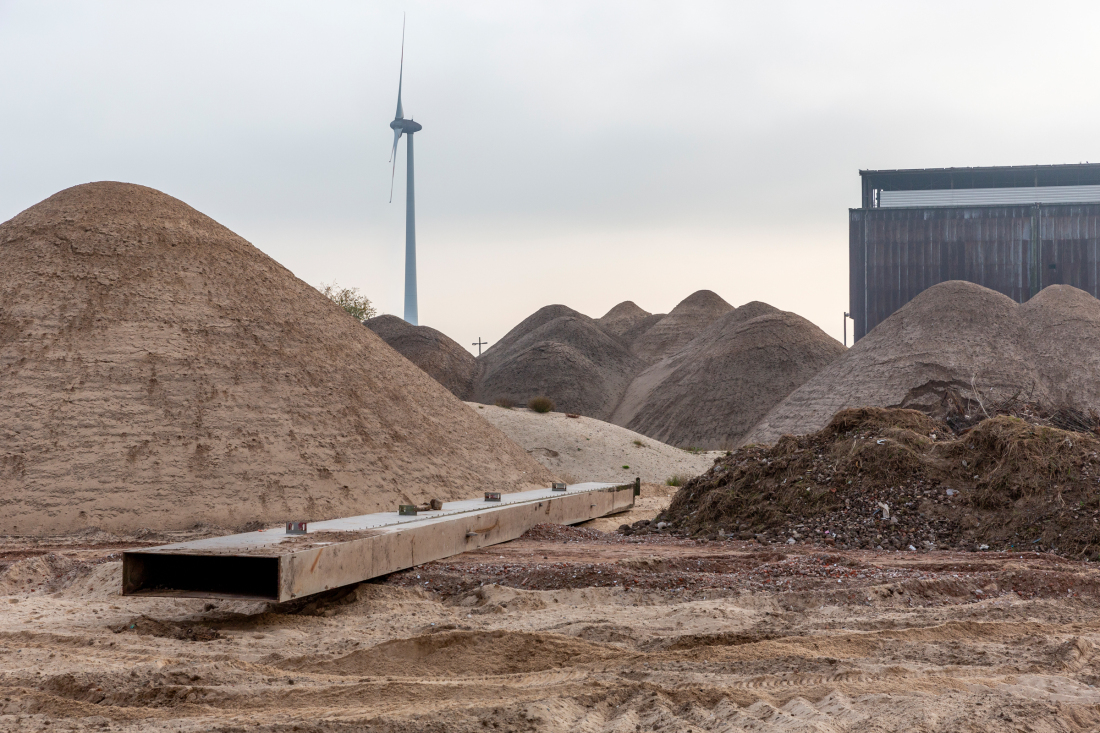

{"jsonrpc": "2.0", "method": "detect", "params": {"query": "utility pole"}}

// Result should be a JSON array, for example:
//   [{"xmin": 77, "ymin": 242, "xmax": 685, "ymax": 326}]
[
  {"xmin": 472, "ymin": 337, "xmax": 488, "ymax": 356},
  {"xmin": 843, "ymin": 312, "xmax": 850, "ymax": 347}
]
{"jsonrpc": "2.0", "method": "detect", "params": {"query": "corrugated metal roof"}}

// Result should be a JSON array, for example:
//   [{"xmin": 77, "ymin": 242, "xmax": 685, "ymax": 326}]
[
  {"xmin": 880, "ymin": 185, "xmax": 1100, "ymax": 208},
  {"xmin": 861, "ymin": 163, "xmax": 1100, "ymax": 177}
]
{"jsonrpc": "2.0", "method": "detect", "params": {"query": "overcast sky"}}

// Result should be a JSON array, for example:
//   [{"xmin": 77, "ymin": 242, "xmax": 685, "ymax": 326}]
[{"xmin": 3, "ymin": 1, "xmax": 1100, "ymax": 351}]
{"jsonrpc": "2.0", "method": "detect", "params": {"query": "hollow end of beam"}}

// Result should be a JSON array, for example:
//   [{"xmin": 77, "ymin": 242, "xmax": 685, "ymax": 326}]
[{"xmin": 122, "ymin": 552, "xmax": 280, "ymax": 601}]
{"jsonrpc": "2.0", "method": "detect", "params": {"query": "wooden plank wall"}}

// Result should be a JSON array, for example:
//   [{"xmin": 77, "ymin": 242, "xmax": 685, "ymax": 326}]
[{"xmin": 850, "ymin": 203, "xmax": 1100, "ymax": 341}]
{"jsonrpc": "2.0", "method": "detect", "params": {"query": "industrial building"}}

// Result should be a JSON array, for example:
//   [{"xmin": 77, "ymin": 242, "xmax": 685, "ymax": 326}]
[{"xmin": 849, "ymin": 163, "xmax": 1100, "ymax": 341}]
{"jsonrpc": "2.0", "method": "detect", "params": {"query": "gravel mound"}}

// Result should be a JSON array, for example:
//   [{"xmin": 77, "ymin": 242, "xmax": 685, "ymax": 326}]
[
  {"xmin": 618, "ymin": 312, "xmax": 666, "ymax": 347},
  {"xmin": 471, "ymin": 291, "xmax": 841, "ymax": 446},
  {"xmin": 596, "ymin": 301, "xmax": 652, "ymax": 337},
  {"xmin": 629, "ymin": 290, "xmax": 734, "ymax": 363},
  {"xmin": 745, "ymin": 281, "xmax": 1100, "ymax": 445},
  {"xmin": 0, "ymin": 182, "xmax": 553, "ymax": 534},
  {"xmin": 472, "ymin": 305, "xmax": 643, "ymax": 419},
  {"xmin": 613, "ymin": 303, "xmax": 845, "ymax": 449},
  {"xmin": 364, "ymin": 314, "xmax": 479, "ymax": 399},
  {"xmin": 651, "ymin": 407, "xmax": 1100, "ymax": 558}
]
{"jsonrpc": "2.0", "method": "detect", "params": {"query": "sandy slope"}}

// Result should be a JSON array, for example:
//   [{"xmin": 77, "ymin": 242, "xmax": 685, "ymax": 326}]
[
  {"xmin": 3, "ymin": 525, "xmax": 1100, "ymax": 732},
  {"xmin": 468, "ymin": 403, "xmax": 720, "ymax": 485}
]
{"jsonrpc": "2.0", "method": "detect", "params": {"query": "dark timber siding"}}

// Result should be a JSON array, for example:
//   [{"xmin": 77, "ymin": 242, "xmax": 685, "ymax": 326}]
[{"xmin": 850, "ymin": 203, "xmax": 1100, "ymax": 341}]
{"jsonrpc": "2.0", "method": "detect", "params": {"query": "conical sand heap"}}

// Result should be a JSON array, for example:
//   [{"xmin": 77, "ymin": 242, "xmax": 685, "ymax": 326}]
[{"xmin": 0, "ymin": 182, "xmax": 553, "ymax": 534}]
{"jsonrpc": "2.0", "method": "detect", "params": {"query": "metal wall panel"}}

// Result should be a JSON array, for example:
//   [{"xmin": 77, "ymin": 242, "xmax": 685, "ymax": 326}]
[
  {"xmin": 880, "ymin": 184, "xmax": 1100, "ymax": 207},
  {"xmin": 849, "ymin": 203, "xmax": 1100, "ymax": 340}
]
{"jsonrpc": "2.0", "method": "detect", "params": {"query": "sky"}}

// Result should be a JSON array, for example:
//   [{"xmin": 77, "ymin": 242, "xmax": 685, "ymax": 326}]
[{"xmin": 3, "ymin": 1, "xmax": 1100, "ymax": 352}]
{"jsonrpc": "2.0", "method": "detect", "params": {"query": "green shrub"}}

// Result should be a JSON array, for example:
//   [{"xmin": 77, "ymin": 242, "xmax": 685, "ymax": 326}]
[
  {"xmin": 494, "ymin": 397, "xmax": 516, "ymax": 409},
  {"xmin": 666, "ymin": 474, "xmax": 690, "ymax": 487},
  {"xmin": 318, "ymin": 281, "xmax": 377, "ymax": 321},
  {"xmin": 528, "ymin": 396, "xmax": 554, "ymax": 413}
]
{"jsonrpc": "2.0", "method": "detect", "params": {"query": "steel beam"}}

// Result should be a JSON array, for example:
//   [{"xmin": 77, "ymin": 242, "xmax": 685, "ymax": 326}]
[{"xmin": 122, "ymin": 482, "xmax": 635, "ymax": 602}]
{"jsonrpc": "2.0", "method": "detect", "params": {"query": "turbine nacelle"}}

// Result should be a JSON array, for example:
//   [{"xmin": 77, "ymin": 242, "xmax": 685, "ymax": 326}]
[{"xmin": 390, "ymin": 118, "xmax": 422, "ymax": 134}]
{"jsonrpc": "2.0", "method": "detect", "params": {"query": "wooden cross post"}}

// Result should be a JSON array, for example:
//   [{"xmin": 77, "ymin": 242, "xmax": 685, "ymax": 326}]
[{"xmin": 472, "ymin": 337, "xmax": 488, "ymax": 356}]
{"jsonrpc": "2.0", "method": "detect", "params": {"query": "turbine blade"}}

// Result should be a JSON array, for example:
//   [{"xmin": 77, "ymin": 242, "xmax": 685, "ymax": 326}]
[
  {"xmin": 395, "ymin": 14, "xmax": 405, "ymax": 119},
  {"xmin": 389, "ymin": 129, "xmax": 402, "ymax": 203},
  {"xmin": 389, "ymin": 126, "xmax": 401, "ymax": 163}
]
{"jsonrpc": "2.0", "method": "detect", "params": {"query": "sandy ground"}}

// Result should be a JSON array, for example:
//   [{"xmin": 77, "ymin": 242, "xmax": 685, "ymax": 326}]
[
  {"xmin": 469, "ymin": 403, "xmax": 720, "ymax": 485},
  {"xmin": 4, "ymin": 489, "xmax": 1100, "ymax": 731}
]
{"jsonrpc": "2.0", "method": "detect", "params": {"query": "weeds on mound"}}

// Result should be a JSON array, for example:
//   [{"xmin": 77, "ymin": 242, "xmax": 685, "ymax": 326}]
[{"xmin": 528, "ymin": 396, "xmax": 554, "ymax": 413}]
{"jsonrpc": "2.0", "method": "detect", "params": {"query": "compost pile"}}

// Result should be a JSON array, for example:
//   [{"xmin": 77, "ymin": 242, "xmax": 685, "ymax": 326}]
[{"xmin": 644, "ymin": 407, "xmax": 1100, "ymax": 558}]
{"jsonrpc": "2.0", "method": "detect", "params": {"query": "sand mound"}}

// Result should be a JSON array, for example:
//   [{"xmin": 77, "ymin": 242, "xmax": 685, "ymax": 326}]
[
  {"xmin": 472, "ymin": 305, "xmax": 643, "ymax": 419},
  {"xmin": 744, "ymin": 281, "xmax": 1100, "ymax": 445},
  {"xmin": 656, "ymin": 407, "xmax": 1100, "ymax": 557},
  {"xmin": 613, "ymin": 303, "xmax": 844, "ymax": 449},
  {"xmin": 596, "ymin": 300, "xmax": 651, "ymax": 337},
  {"xmin": 0, "ymin": 182, "xmax": 553, "ymax": 534},
  {"xmin": 363, "ymin": 314, "xmax": 479, "ymax": 399},
  {"xmin": 281, "ymin": 629, "xmax": 619, "ymax": 677},
  {"xmin": 629, "ymin": 289, "xmax": 734, "ymax": 363},
  {"xmin": 1021, "ymin": 284, "xmax": 1100, "ymax": 408},
  {"xmin": 469, "ymin": 403, "xmax": 720, "ymax": 484}
]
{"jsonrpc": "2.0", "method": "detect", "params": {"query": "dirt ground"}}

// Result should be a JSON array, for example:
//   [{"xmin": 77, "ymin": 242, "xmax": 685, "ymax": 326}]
[{"xmin": 4, "ymin": 496, "xmax": 1100, "ymax": 731}]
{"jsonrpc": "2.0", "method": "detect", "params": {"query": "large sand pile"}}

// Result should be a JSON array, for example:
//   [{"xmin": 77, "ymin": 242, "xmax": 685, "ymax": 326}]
[
  {"xmin": 612, "ymin": 303, "xmax": 845, "ymax": 449},
  {"xmin": 0, "ymin": 182, "xmax": 553, "ymax": 534},
  {"xmin": 363, "ymin": 314, "xmax": 479, "ymax": 399},
  {"xmin": 468, "ymin": 403, "xmax": 720, "ymax": 484},
  {"xmin": 629, "ymin": 289, "xmax": 733, "ymax": 363},
  {"xmin": 471, "ymin": 305, "xmax": 643, "ymax": 419},
  {"xmin": 745, "ymin": 281, "xmax": 1100, "ymax": 445}
]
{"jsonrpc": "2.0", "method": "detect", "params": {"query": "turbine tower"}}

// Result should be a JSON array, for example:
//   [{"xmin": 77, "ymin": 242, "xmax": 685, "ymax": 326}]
[{"xmin": 389, "ymin": 17, "xmax": 422, "ymax": 326}]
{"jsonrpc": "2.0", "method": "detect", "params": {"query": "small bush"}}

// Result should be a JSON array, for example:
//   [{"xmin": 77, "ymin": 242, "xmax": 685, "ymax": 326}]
[
  {"xmin": 318, "ymin": 281, "xmax": 377, "ymax": 321},
  {"xmin": 622, "ymin": 465, "xmax": 630, "ymax": 470},
  {"xmin": 528, "ymin": 396, "xmax": 554, "ymax": 413},
  {"xmin": 666, "ymin": 474, "xmax": 689, "ymax": 487},
  {"xmin": 494, "ymin": 397, "xmax": 516, "ymax": 409},
  {"xmin": 632, "ymin": 439, "xmax": 645, "ymax": 447}
]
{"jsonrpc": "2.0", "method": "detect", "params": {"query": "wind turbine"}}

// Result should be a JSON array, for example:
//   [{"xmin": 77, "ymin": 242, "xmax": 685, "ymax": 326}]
[{"xmin": 389, "ymin": 17, "xmax": 422, "ymax": 326}]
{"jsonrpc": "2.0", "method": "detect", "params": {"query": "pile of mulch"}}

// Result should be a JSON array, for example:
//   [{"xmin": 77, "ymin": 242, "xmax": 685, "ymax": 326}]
[{"xmin": 643, "ymin": 407, "xmax": 1100, "ymax": 558}]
